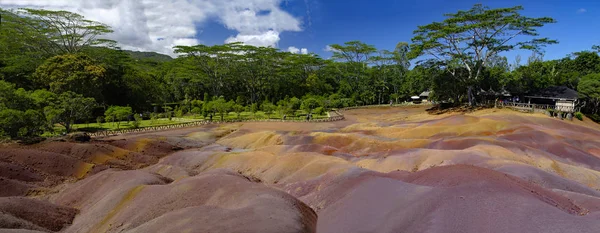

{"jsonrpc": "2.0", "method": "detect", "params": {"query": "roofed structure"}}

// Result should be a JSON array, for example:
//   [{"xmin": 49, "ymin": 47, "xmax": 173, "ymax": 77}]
[{"xmin": 525, "ymin": 86, "xmax": 578, "ymax": 101}]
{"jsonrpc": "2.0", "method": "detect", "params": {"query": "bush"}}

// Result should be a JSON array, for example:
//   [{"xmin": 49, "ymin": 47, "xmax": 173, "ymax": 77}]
[
  {"xmin": 174, "ymin": 109, "xmax": 183, "ymax": 119},
  {"xmin": 314, "ymin": 107, "xmax": 325, "ymax": 116},
  {"xmin": 191, "ymin": 107, "xmax": 202, "ymax": 115},
  {"xmin": 575, "ymin": 112, "xmax": 584, "ymax": 121},
  {"xmin": 301, "ymin": 98, "xmax": 319, "ymax": 113},
  {"xmin": 150, "ymin": 113, "xmax": 159, "ymax": 124},
  {"xmin": 0, "ymin": 109, "xmax": 46, "ymax": 139},
  {"xmin": 132, "ymin": 114, "xmax": 142, "ymax": 128},
  {"xmin": 96, "ymin": 116, "xmax": 104, "ymax": 128}
]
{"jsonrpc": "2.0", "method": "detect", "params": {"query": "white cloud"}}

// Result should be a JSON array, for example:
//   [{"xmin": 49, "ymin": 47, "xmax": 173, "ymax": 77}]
[
  {"xmin": 577, "ymin": 8, "xmax": 587, "ymax": 14},
  {"xmin": 0, "ymin": 0, "xmax": 302, "ymax": 55},
  {"xmin": 288, "ymin": 46, "xmax": 308, "ymax": 54},
  {"xmin": 325, "ymin": 45, "xmax": 339, "ymax": 52},
  {"xmin": 288, "ymin": 46, "xmax": 300, "ymax": 54},
  {"xmin": 226, "ymin": 30, "xmax": 281, "ymax": 48}
]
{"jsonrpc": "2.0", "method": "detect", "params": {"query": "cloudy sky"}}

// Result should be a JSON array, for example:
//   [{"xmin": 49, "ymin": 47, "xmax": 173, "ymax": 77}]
[
  {"xmin": 1, "ymin": 0, "xmax": 599, "ymax": 61},
  {"xmin": 0, "ymin": 0, "xmax": 311, "ymax": 56}
]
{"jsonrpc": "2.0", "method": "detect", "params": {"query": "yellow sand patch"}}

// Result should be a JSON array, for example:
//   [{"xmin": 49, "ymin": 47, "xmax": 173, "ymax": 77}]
[
  {"xmin": 197, "ymin": 151, "xmax": 351, "ymax": 184},
  {"xmin": 74, "ymin": 162, "xmax": 95, "ymax": 179},
  {"xmin": 90, "ymin": 146, "xmax": 132, "ymax": 165},
  {"xmin": 376, "ymin": 118, "xmax": 510, "ymax": 139},
  {"xmin": 311, "ymin": 132, "xmax": 430, "ymax": 153},
  {"xmin": 94, "ymin": 185, "xmax": 146, "ymax": 233},
  {"xmin": 218, "ymin": 131, "xmax": 283, "ymax": 149},
  {"xmin": 340, "ymin": 123, "xmax": 384, "ymax": 132},
  {"xmin": 212, "ymin": 124, "xmax": 242, "ymax": 138},
  {"xmin": 130, "ymin": 138, "xmax": 154, "ymax": 152}
]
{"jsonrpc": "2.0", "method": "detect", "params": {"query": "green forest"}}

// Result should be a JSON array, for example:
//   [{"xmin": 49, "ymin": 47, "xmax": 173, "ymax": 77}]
[{"xmin": 1, "ymin": 5, "xmax": 600, "ymax": 140}]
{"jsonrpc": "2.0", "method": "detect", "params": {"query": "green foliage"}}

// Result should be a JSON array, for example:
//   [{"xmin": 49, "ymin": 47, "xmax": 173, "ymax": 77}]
[
  {"xmin": 15, "ymin": 8, "xmax": 115, "ymax": 54},
  {"xmin": 314, "ymin": 107, "xmax": 326, "ymax": 116},
  {"xmin": 96, "ymin": 116, "xmax": 104, "ymax": 128},
  {"xmin": 301, "ymin": 98, "xmax": 320, "ymax": 113},
  {"xmin": 3, "ymin": 5, "xmax": 600, "ymax": 141},
  {"xmin": 44, "ymin": 92, "xmax": 96, "ymax": 133},
  {"xmin": 578, "ymin": 73, "xmax": 600, "ymax": 114},
  {"xmin": 132, "ymin": 114, "xmax": 143, "ymax": 129},
  {"xmin": 575, "ymin": 112, "xmax": 584, "ymax": 121},
  {"xmin": 174, "ymin": 107, "xmax": 184, "ymax": 118},
  {"xmin": 104, "ymin": 106, "xmax": 132, "ymax": 129},
  {"xmin": 411, "ymin": 4, "xmax": 557, "ymax": 105},
  {"xmin": 261, "ymin": 101, "xmax": 277, "ymax": 118},
  {"xmin": 250, "ymin": 103, "xmax": 259, "ymax": 116},
  {"xmin": 0, "ymin": 81, "xmax": 35, "ymax": 110},
  {"xmin": 209, "ymin": 97, "xmax": 232, "ymax": 121},
  {"xmin": 34, "ymin": 53, "xmax": 106, "ymax": 98},
  {"xmin": 232, "ymin": 104, "xmax": 245, "ymax": 118},
  {"xmin": 150, "ymin": 113, "xmax": 159, "ymax": 125},
  {"xmin": 0, "ymin": 109, "xmax": 46, "ymax": 139},
  {"xmin": 191, "ymin": 107, "xmax": 202, "ymax": 115},
  {"xmin": 161, "ymin": 106, "xmax": 173, "ymax": 121}
]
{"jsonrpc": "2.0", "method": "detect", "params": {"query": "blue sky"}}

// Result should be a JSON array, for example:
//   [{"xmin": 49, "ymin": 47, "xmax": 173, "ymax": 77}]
[
  {"xmin": 200, "ymin": 0, "xmax": 600, "ymax": 62},
  {"xmin": 2, "ymin": 0, "xmax": 598, "ymax": 61}
]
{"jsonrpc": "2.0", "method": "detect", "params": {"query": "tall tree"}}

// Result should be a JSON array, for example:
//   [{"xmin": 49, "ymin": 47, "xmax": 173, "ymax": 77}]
[
  {"xmin": 578, "ymin": 73, "xmax": 600, "ymax": 115},
  {"xmin": 329, "ymin": 41, "xmax": 377, "ymax": 94},
  {"xmin": 33, "ymin": 53, "xmax": 106, "ymax": 98},
  {"xmin": 15, "ymin": 8, "xmax": 115, "ymax": 54},
  {"xmin": 411, "ymin": 4, "xmax": 557, "ymax": 105},
  {"xmin": 44, "ymin": 91, "xmax": 96, "ymax": 133},
  {"xmin": 174, "ymin": 43, "xmax": 240, "ymax": 98}
]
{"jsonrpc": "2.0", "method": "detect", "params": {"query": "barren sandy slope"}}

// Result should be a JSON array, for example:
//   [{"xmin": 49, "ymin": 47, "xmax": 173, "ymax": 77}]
[{"xmin": 2, "ymin": 106, "xmax": 600, "ymax": 233}]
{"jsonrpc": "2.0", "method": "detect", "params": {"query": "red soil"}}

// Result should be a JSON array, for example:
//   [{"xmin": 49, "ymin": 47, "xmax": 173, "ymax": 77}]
[{"xmin": 2, "ymin": 107, "xmax": 600, "ymax": 233}]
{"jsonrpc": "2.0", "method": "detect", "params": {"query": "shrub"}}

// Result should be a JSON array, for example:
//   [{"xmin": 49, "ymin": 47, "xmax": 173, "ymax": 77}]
[
  {"xmin": 132, "ymin": 114, "xmax": 142, "ymax": 128},
  {"xmin": 575, "ymin": 112, "xmax": 584, "ymax": 121},
  {"xmin": 301, "ymin": 98, "xmax": 319, "ymax": 113},
  {"xmin": 0, "ymin": 109, "xmax": 46, "ymax": 139},
  {"xmin": 150, "ymin": 113, "xmax": 159, "ymax": 124},
  {"xmin": 191, "ymin": 107, "xmax": 202, "ymax": 115},
  {"xmin": 314, "ymin": 107, "xmax": 325, "ymax": 116},
  {"xmin": 96, "ymin": 116, "xmax": 104, "ymax": 128},
  {"xmin": 174, "ymin": 108, "xmax": 183, "ymax": 119}
]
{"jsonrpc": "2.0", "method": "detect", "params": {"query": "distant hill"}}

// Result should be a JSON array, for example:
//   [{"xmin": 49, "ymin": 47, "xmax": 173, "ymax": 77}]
[{"xmin": 125, "ymin": 50, "xmax": 173, "ymax": 63}]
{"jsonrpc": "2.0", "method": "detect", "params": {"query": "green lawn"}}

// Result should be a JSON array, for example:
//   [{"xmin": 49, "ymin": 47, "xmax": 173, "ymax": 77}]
[
  {"xmin": 61, "ymin": 111, "xmax": 330, "ymax": 133},
  {"xmin": 183, "ymin": 111, "xmax": 328, "ymax": 121}
]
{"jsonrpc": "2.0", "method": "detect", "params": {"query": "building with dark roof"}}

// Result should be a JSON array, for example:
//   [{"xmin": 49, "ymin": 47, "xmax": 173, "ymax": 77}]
[{"xmin": 525, "ymin": 86, "xmax": 579, "ymax": 112}]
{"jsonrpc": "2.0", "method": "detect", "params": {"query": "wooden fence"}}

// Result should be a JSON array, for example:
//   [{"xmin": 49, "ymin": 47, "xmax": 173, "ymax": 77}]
[
  {"xmin": 88, "ymin": 112, "xmax": 345, "ymax": 138},
  {"xmin": 496, "ymin": 102, "xmax": 575, "ymax": 113},
  {"xmin": 339, "ymin": 103, "xmax": 432, "ymax": 112}
]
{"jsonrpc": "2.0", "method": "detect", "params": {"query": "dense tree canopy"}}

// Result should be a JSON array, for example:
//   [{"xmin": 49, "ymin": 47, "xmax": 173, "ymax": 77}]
[
  {"xmin": 1, "ymin": 5, "xmax": 599, "ymax": 140},
  {"xmin": 411, "ymin": 4, "xmax": 557, "ymax": 105}
]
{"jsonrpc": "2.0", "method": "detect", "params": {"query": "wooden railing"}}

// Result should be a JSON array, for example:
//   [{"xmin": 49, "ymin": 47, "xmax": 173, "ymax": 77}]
[
  {"xmin": 87, "ymin": 112, "xmax": 345, "ymax": 138},
  {"xmin": 339, "ymin": 102, "xmax": 432, "ymax": 112},
  {"xmin": 496, "ymin": 102, "xmax": 575, "ymax": 113}
]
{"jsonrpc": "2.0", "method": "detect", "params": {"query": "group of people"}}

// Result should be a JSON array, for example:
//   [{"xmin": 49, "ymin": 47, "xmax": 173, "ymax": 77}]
[{"xmin": 496, "ymin": 96, "xmax": 521, "ymax": 105}]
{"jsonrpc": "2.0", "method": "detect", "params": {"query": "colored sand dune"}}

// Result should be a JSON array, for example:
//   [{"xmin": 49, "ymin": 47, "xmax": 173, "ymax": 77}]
[{"xmin": 2, "ymin": 106, "xmax": 600, "ymax": 232}]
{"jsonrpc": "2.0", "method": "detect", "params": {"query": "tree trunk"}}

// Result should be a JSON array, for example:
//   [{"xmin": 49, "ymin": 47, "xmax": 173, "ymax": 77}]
[
  {"xmin": 65, "ymin": 123, "xmax": 71, "ymax": 134},
  {"xmin": 468, "ymin": 86, "xmax": 475, "ymax": 106}
]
